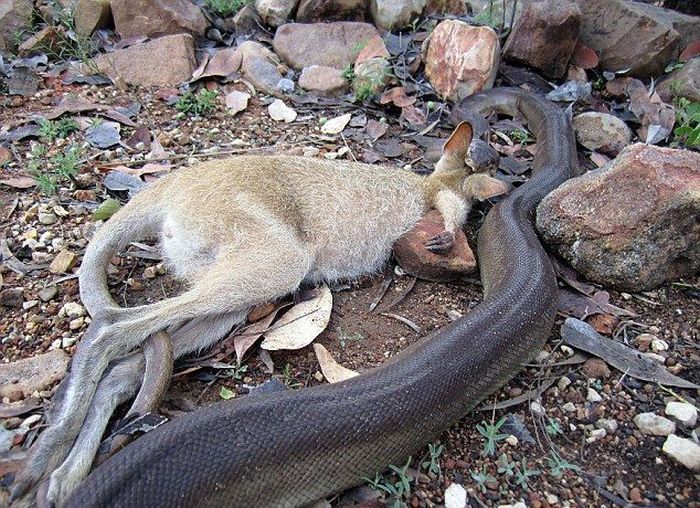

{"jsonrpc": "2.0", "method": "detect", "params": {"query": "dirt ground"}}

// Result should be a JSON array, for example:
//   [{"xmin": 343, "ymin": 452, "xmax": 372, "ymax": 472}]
[{"xmin": 1, "ymin": 79, "xmax": 698, "ymax": 508}]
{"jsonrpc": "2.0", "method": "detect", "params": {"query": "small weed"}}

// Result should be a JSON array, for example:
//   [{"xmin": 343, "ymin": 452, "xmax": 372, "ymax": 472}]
[
  {"xmin": 52, "ymin": 145, "xmax": 81, "ymax": 179},
  {"xmin": 673, "ymin": 97, "xmax": 700, "ymax": 147},
  {"xmin": 204, "ymin": 0, "xmax": 252, "ymax": 17},
  {"xmin": 473, "ymin": 9, "xmax": 499, "ymax": 28},
  {"xmin": 363, "ymin": 457, "xmax": 413, "ymax": 508},
  {"xmin": 28, "ymin": 143, "xmax": 82, "ymax": 194},
  {"xmin": 471, "ymin": 465, "xmax": 497, "ymax": 494},
  {"xmin": 664, "ymin": 61, "xmax": 684, "ymax": 74},
  {"xmin": 496, "ymin": 454, "xmax": 516, "ymax": 477},
  {"xmin": 340, "ymin": 63, "xmax": 355, "ymax": 81},
  {"xmin": 41, "ymin": 4, "xmax": 98, "ymax": 63},
  {"xmin": 37, "ymin": 118, "xmax": 79, "ymax": 141},
  {"xmin": 281, "ymin": 363, "xmax": 302, "ymax": 389},
  {"xmin": 476, "ymin": 416, "xmax": 508, "ymax": 457},
  {"xmin": 175, "ymin": 89, "xmax": 219, "ymax": 117},
  {"xmin": 337, "ymin": 328, "xmax": 364, "ymax": 349},
  {"xmin": 222, "ymin": 363, "xmax": 248, "ymax": 381},
  {"xmin": 669, "ymin": 79, "xmax": 685, "ymax": 95},
  {"xmin": 219, "ymin": 386, "xmax": 235, "ymax": 400},
  {"xmin": 509, "ymin": 128, "xmax": 534, "ymax": 144},
  {"xmin": 545, "ymin": 418, "xmax": 563, "ymax": 436},
  {"xmin": 421, "ymin": 443, "xmax": 444, "ymax": 475},
  {"xmin": 547, "ymin": 452, "xmax": 581, "ymax": 478},
  {"xmin": 514, "ymin": 458, "xmax": 540, "ymax": 491},
  {"xmin": 355, "ymin": 82, "xmax": 376, "ymax": 102}
]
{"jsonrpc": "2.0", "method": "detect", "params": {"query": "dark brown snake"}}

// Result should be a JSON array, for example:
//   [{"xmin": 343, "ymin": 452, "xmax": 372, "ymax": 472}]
[{"xmin": 65, "ymin": 88, "xmax": 576, "ymax": 507}]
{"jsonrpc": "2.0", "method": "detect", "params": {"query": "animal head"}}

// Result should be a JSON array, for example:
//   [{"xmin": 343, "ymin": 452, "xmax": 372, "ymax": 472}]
[{"xmin": 434, "ymin": 121, "xmax": 474, "ymax": 175}]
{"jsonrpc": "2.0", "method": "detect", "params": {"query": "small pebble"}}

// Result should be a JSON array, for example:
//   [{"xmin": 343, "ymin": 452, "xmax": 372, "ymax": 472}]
[
  {"xmin": 587, "ymin": 387, "xmax": 603, "ymax": 403},
  {"xmin": 506, "ymin": 435, "xmax": 518, "ymax": 447},
  {"xmin": 665, "ymin": 401, "xmax": 697, "ymax": 427},
  {"xmin": 633, "ymin": 413, "xmax": 676, "ymax": 436},
  {"xmin": 562, "ymin": 402, "xmax": 576, "ymax": 413},
  {"xmin": 557, "ymin": 376, "xmax": 571, "ymax": 390},
  {"xmin": 662, "ymin": 434, "xmax": 700, "ymax": 472},
  {"xmin": 596, "ymin": 418, "xmax": 618, "ymax": 434},
  {"xmin": 61, "ymin": 302, "xmax": 86, "ymax": 318},
  {"xmin": 651, "ymin": 338, "xmax": 669, "ymax": 352}
]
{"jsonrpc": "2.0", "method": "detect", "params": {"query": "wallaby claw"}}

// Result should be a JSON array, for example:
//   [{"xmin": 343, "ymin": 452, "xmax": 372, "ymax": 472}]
[{"xmin": 425, "ymin": 231, "xmax": 455, "ymax": 255}]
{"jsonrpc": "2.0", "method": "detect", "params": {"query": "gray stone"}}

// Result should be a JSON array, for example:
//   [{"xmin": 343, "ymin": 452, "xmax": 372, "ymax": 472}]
[
  {"xmin": 296, "ymin": 0, "xmax": 370, "ymax": 22},
  {"xmin": 371, "ymin": 0, "xmax": 426, "ymax": 30},
  {"xmin": 273, "ymin": 22, "xmax": 380, "ymax": 70},
  {"xmin": 0, "ymin": 287, "xmax": 23, "ymax": 308},
  {"xmin": 596, "ymin": 418, "xmax": 619, "ymax": 434},
  {"xmin": 255, "ymin": 0, "xmax": 298, "ymax": 27},
  {"xmin": 665, "ymin": 401, "xmax": 697, "ymax": 427},
  {"xmin": 38, "ymin": 286, "xmax": 59, "ymax": 302},
  {"xmin": 572, "ymin": 112, "xmax": 632, "ymax": 157},
  {"xmin": 0, "ymin": 350, "xmax": 70, "ymax": 401},
  {"xmin": 111, "ymin": 0, "xmax": 208, "ymax": 39},
  {"xmin": 0, "ymin": 0, "xmax": 33, "ymax": 51},
  {"xmin": 299, "ymin": 65, "xmax": 349, "ymax": 94},
  {"xmin": 536, "ymin": 144, "xmax": 700, "ymax": 291},
  {"xmin": 633, "ymin": 412, "xmax": 676, "ymax": 436},
  {"xmin": 662, "ymin": 434, "xmax": 700, "ymax": 472}
]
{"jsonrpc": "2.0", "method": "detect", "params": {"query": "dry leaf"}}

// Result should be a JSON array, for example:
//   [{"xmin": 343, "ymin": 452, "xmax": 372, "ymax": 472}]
[
  {"xmin": 626, "ymin": 79, "xmax": 675, "ymax": 144},
  {"xmin": 313, "ymin": 343, "xmax": 359, "ymax": 383},
  {"xmin": 401, "ymin": 105, "xmax": 427, "ymax": 126},
  {"xmin": 365, "ymin": 119, "xmax": 388, "ymax": 141},
  {"xmin": 380, "ymin": 87, "xmax": 416, "ymax": 108},
  {"xmin": 261, "ymin": 284, "xmax": 332, "ymax": 350},
  {"xmin": 0, "ymin": 177, "xmax": 35, "ymax": 189},
  {"xmin": 234, "ymin": 311, "xmax": 278, "ymax": 365},
  {"xmin": 321, "ymin": 113, "xmax": 352, "ymax": 135}
]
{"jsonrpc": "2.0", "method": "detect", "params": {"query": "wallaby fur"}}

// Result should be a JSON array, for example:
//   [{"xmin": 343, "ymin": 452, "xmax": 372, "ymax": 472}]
[{"xmin": 13, "ymin": 121, "xmax": 506, "ymax": 507}]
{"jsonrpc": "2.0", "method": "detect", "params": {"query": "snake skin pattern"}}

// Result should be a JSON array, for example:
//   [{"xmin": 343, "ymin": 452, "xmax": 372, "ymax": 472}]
[{"xmin": 65, "ymin": 88, "xmax": 576, "ymax": 508}]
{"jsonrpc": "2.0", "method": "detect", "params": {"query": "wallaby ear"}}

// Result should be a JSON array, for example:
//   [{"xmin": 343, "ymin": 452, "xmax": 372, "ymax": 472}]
[
  {"xmin": 442, "ymin": 121, "xmax": 474, "ymax": 159},
  {"xmin": 463, "ymin": 174, "xmax": 511, "ymax": 201}
]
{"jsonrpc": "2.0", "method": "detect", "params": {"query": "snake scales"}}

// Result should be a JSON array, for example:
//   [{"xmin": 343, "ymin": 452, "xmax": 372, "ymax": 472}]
[{"xmin": 65, "ymin": 88, "xmax": 575, "ymax": 507}]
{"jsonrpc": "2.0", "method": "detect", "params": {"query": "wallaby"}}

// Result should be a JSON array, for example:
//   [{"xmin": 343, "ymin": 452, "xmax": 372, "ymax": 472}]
[{"xmin": 13, "ymin": 121, "xmax": 506, "ymax": 506}]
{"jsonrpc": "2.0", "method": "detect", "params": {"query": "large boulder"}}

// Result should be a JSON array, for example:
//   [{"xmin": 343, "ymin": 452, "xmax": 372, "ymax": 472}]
[
  {"xmin": 273, "ymin": 22, "xmax": 379, "ymax": 69},
  {"xmin": 503, "ymin": 0, "xmax": 581, "ymax": 79},
  {"xmin": 574, "ymin": 0, "xmax": 699, "ymax": 77},
  {"xmin": 88, "ymin": 33, "xmax": 197, "ymax": 86},
  {"xmin": 73, "ymin": 0, "xmax": 112, "ymax": 37},
  {"xmin": 0, "ymin": 0, "xmax": 33, "ymax": 52},
  {"xmin": 0, "ymin": 350, "xmax": 70, "ymax": 402},
  {"xmin": 424, "ymin": 20, "xmax": 499, "ymax": 101},
  {"xmin": 371, "ymin": 0, "xmax": 426, "ymax": 31},
  {"xmin": 255, "ymin": 0, "xmax": 298, "ymax": 27},
  {"xmin": 111, "ymin": 0, "xmax": 208, "ymax": 39},
  {"xmin": 656, "ymin": 57, "xmax": 700, "ymax": 103},
  {"xmin": 296, "ymin": 0, "xmax": 369, "ymax": 22},
  {"xmin": 536, "ymin": 144, "xmax": 700, "ymax": 291}
]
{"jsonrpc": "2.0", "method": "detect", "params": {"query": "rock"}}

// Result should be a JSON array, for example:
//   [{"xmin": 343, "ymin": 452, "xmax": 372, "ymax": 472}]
[
  {"xmin": 231, "ymin": 5, "xmax": 261, "ymax": 34},
  {"xmin": 355, "ymin": 34, "xmax": 390, "ymax": 65},
  {"xmin": 424, "ymin": 20, "xmax": 499, "ymax": 101},
  {"xmin": 394, "ymin": 210, "xmax": 477, "ymax": 282},
  {"xmin": 502, "ymin": 0, "xmax": 581, "ymax": 79},
  {"xmin": 38, "ymin": 212, "xmax": 58, "ymax": 225},
  {"xmin": 586, "ymin": 387, "xmax": 603, "ymax": 403},
  {"xmin": 424, "ymin": 0, "xmax": 468, "ymax": 16},
  {"xmin": 225, "ymin": 91, "xmax": 250, "ymax": 115},
  {"xmin": 273, "ymin": 22, "xmax": 380, "ymax": 70},
  {"xmin": 371, "ymin": 0, "xmax": 426, "ymax": 30},
  {"xmin": 352, "ymin": 57, "xmax": 390, "ymax": 98},
  {"xmin": 0, "ymin": 0, "xmax": 33, "ymax": 51},
  {"xmin": 38, "ymin": 286, "xmax": 59, "ymax": 302},
  {"xmin": 242, "ymin": 54, "xmax": 285, "ymax": 95},
  {"xmin": 74, "ymin": 0, "xmax": 112, "ymax": 37},
  {"xmin": 111, "ymin": 0, "xmax": 208, "ymax": 39},
  {"xmin": 296, "ymin": 0, "xmax": 370, "ymax": 22},
  {"xmin": 596, "ymin": 418, "xmax": 618, "ymax": 434},
  {"xmin": 665, "ymin": 401, "xmax": 697, "ymax": 427},
  {"xmin": 581, "ymin": 357, "xmax": 611, "ymax": 379},
  {"xmin": 587, "ymin": 428, "xmax": 606, "ymax": 442},
  {"xmin": 529, "ymin": 401, "xmax": 545, "ymax": 417},
  {"xmin": 662, "ymin": 434, "xmax": 700, "ymax": 472},
  {"xmin": 0, "ymin": 350, "xmax": 70, "ymax": 401},
  {"xmin": 536, "ymin": 144, "xmax": 700, "ymax": 291},
  {"xmin": 633, "ymin": 412, "xmax": 675, "ymax": 436},
  {"xmin": 62, "ymin": 301, "xmax": 86, "ymax": 318},
  {"xmin": 573, "ymin": 0, "xmax": 695, "ymax": 77},
  {"xmin": 651, "ymin": 338, "xmax": 669, "ymax": 352},
  {"xmin": 268, "ymin": 99, "xmax": 297, "ymax": 122},
  {"xmin": 558, "ymin": 376, "xmax": 571, "ymax": 390},
  {"xmin": 18, "ymin": 25, "xmax": 60, "ymax": 56},
  {"xmin": 562, "ymin": 402, "xmax": 576, "ymax": 413},
  {"xmin": 298, "ymin": 65, "xmax": 349, "ymax": 94},
  {"xmin": 444, "ymin": 483, "xmax": 467, "ymax": 508},
  {"xmin": 0, "ymin": 287, "xmax": 23, "ymax": 308},
  {"xmin": 49, "ymin": 249, "xmax": 78, "ymax": 274},
  {"xmin": 572, "ymin": 112, "xmax": 632, "ymax": 157},
  {"xmin": 656, "ymin": 57, "xmax": 700, "ymax": 103},
  {"xmin": 88, "ymin": 34, "xmax": 197, "ymax": 87},
  {"xmin": 255, "ymin": 0, "xmax": 297, "ymax": 27},
  {"xmin": 506, "ymin": 435, "xmax": 518, "ymax": 446}
]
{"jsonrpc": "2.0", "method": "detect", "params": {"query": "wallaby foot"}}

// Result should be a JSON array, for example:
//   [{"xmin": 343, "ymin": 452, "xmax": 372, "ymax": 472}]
[{"xmin": 425, "ymin": 231, "xmax": 455, "ymax": 254}]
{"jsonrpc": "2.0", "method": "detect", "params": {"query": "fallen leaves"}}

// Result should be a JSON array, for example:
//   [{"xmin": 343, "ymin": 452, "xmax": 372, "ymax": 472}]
[
  {"xmin": 260, "ymin": 284, "xmax": 333, "ymax": 351},
  {"xmin": 0, "ymin": 177, "xmax": 35, "ymax": 189},
  {"xmin": 313, "ymin": 344, "xmax": 359, "ymax": 383}
]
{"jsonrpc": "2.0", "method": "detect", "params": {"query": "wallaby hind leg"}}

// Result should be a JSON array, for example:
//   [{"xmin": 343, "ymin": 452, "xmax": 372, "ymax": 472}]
[{"xmin": 13, "ymin": 232, "xmax": 313, "ymax": 501}]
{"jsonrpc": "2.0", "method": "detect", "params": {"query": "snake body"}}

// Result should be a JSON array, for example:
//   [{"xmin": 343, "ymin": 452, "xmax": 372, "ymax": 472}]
[{"xmin": 65, "ymin": 88, "xmax": 575, "ymax": 507}]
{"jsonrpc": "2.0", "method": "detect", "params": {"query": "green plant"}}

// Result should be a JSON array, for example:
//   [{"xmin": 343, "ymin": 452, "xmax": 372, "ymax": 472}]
[
  {"xmin": 471, "ymin": 465, "xmax": 497, "ymax": 494},
  {"xmin": 547, "ymin": 452, "xmax": 581, "ymax": 478},
  {"xmin": 28, "ymin": 143, "xmax": 82, "ymax": 194},
  {"xmin": 203, "ymin": 0, "xmax": 251, "ymax": 17},
  {"xmin": 175, "ymin": 89, "xmax": 220, "ymax": 117},
  {"xmin": 340, "ymin": 63, "xmax": 355, "ymax": 81},
  {"xmin": 509, "ymin": 128, "xmax": 534, "ymax": 144},
  {"xmin": 668, "ymin": 79, "xmax": 685, "ymax": 95},
  {"xmin": 673, "ymin": 97, "xmax": 700, "ymax": 146},
  {"xmin": 476, "ymin": 416, "xmax": 508, "ymax": 457},
  {"xmin": 473, "ymin": 9, "xmax": 499, "ymax": 28},
  {"xmin": 40, "ymin": 3, "xmax": 98, "ymax": 63},
  {"xmin": 52, "ymin": 145, "xmax": 81, "ymax": 179},
  {"xmin": 337, "ymin": 328, "xmax": 364, "ymax": 348},
  {"xmin": 281, "ymin": 363, "xmax": 301, "ymax": 389},
  {"xmin": 496, "ymin": 454, "xmax": 516, "ymax": 477},
  {"xmin": 545, "ymin": 418, "xmax": 563, "ymax": 436},
  {"xmin": 514, "ymin": 458, "xmax": 540, "ymax": 490},
  {"xmin": 223, "ymin": 363, "xmax": 248, "ymax": 381},
  {"xmin": 363, "ymin": 457, "xmax": 413, "ymax": 508},
  {"xmin": 37, "ymin": 118, "xmax": 79, "ymax": 141},
  {"xmin": 421, "ymin": 443, "xmax": 444, "ymax": 475},
  {"xmin": 219, "ymin": 386, "xmax": 235, "ymax": 400}
]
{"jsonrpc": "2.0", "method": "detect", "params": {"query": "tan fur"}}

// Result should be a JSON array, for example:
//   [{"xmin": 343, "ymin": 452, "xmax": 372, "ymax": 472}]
[{"xmin": 14, "ymin": 123, "xmax": 508, "ymax": 507}]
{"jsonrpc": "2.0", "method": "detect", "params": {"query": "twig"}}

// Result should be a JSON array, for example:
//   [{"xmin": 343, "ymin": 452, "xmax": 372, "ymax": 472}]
[{"xmin": 380, "ymin": 313, "xmax": 421, "ymax": 333}]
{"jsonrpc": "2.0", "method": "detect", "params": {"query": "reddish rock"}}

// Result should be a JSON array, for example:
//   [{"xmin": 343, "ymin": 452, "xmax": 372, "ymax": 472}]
[
  {"xmin": 296, "ymin": 0, "xmax": 370, "ymax": 22},
  {"xmin": 656, "ymin": 57, "xmax": 700, "ymax": 103},
  {"xmin": 88, "ymin": 34, "xmax": 197, "ymax": 87},
  {"xmin": 503, "ymin": 0, "xmax": 581, "ymax": 79},
  {"xmin": 394, "ymin": 210, "xmax": 477, "ymax": 282},
  {"xmin": 74, "ymin": 0, "xmax": 112, "ymax": 37},
  {"xmin": 298, "ymin": 65, "xmax": 349, "ymax": 94},
  {"xmin": 582, "ymin": 357, "xmax": 612, "ymax": 379},
  {"xmin": 0, "ymin": 0, "xmax": 33, "ymax": 51},
  {"xmin": 573, "ymin": 0, "xmax": 694, "ymax": 77},
  {"xmin": 0, "ymin": 350, "xmax": 70, "ymax": 401},
  {"xmin": 424, "ymin": 20, "xmax": 499, "ymax": 101},
  {"xmin": 355, "ymin": 34, "xmax": 390, "ymax": 65},
  {"xmin": 572, "ymin": 112, "xmax": 632, "ymax": 157},
  {"xmin": 273, "ymin": 22, "xmax": 380, "ymax": 70},
  {"xmin": 111, "ymin": 0, "xmax": 208, "ymax": 39},
  {"xmin": 536, "ymin": 144, "xmax": 700, "ymax": 290},
  {"xmin": 425, "ymin": 0, "xmax": 467, "ymax": 16}
]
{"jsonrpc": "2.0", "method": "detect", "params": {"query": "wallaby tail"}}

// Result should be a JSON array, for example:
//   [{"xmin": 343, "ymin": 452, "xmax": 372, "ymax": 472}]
[{"xmin": 79, "ymin": 196, "xmax": 164, "ymax": 316}]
